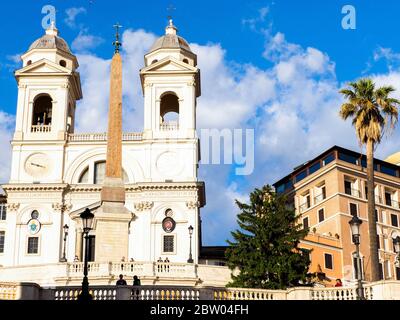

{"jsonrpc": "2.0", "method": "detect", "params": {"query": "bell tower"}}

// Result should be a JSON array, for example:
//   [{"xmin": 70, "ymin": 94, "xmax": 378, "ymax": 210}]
[
  {"xmin": 140, "ymin": 20, "xmax": 201, "ymax": 140},
  {"xmin": 13, "ymin": 22, "xmax": 82, "ymax": 142},
  {"xmin": 9, "ymin": 23, "xmax": 82, "ymax": 184}
]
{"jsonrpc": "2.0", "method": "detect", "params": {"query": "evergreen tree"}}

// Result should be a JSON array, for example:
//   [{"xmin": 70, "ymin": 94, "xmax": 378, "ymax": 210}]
[{"xmin": 226, "ymin": 185, "xmax": 311, "ymax": 289}]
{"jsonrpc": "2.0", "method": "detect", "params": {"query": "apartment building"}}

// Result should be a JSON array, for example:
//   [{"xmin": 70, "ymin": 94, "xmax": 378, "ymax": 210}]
[{"xmin": 273, "ymin": 146, "xmax": 400, "ymax": 285}]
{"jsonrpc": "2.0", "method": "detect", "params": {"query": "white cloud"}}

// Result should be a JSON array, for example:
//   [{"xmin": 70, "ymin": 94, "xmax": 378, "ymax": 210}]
[
  {"xmin": 6, "ymin": 54, "xmax": 21, "ymax": 64},
  {"xmin": 71, "ymin": 32, "xmax": 104, "ymax": 53},
  {"xmin": 0, "ymin": 111, "xmax": 15, "ymax": 183},
  {"xmin": 65, "ymin": 7, "xmax": 87, "ymax": 28}
]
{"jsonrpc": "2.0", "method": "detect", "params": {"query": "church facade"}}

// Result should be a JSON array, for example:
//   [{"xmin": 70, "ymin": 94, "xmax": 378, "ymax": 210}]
[{"xmin": 0, "ymin": 21, "xmax": 209, "ymax": 274}]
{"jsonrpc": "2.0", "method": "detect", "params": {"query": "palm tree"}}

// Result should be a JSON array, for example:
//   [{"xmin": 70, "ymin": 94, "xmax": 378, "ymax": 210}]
[{"xmin": 339, "ymin": 78, "xmax": 400, "ymax": 282}]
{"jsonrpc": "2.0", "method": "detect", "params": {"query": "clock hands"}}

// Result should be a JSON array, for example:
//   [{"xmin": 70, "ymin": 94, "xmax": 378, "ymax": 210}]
[{"xmin": 30, "ymin": 162, "xmax": 46, "ymax": 168}]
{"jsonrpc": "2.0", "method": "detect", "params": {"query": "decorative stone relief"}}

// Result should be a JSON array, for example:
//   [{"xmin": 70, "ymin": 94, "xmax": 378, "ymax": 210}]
[
  {"xmin": 186, "ymin": 201, "xmax": 200, "ymax": 209},
  {"xmin": 52, "ymin": 202, "xmax": 73, "ymax": 213},
  {"xmin": 6, "ymin": 203, "xmax": 20, "ymax": 211},
  {"xmin": 134, "ymin": 201, "xmax": 154, "ymax": 211}
]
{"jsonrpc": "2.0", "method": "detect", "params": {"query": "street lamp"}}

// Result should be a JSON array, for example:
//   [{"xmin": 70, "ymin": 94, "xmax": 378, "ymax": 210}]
[
  {"xmin": 187, "ymin": 225, "xmax": 194, "ymax": 263},
  {"xmin": 78, "ymin": 208, "xmax": 94, "ymax": 301},
  {"xmin": 349, "ymin": 215, "xmax": 365, "ymax": 300},
  {"xmin": 60, "ymin": 224, "xmax": 69, "ymax": 262}
]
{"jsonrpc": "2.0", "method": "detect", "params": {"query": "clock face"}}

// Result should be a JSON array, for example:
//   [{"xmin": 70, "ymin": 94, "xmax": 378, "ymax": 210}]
[{"xmin": 24, "ymin": 153, "xmax": 51, "ymax": 178}]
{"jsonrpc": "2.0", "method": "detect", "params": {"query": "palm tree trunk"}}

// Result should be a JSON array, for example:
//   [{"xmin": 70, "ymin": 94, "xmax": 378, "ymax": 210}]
[{"xmin": 367, "ymin": 139, "xmax": 380, "ymax": 281}]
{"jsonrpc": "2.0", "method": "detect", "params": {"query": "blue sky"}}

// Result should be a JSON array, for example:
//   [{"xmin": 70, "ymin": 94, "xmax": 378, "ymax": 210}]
[{"xmin": 1, "ymin": 0, "xmax": 400, "ymax": 245}]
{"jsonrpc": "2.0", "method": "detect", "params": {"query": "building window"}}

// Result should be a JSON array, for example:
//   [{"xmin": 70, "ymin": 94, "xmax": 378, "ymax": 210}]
[
  {"xmin": 59, "ymin": 60, "xmax": 67, "ymax": 67},
  {"xmin": 78, "ymin": 167, "xmax": 89, "ymax": 184},
  {"xmin": 349, "ymin": 203, "xmax": 358, "ymax": 217},
  {"xmin": 0, "ymin": 204, "xmax": 6, "ymax": 220},
  {"xmin": 379, "ymin": 263, "xmax": 384, "ymax": 280},
  {"xmin": 385, "ymin": 191, "xmax": 392, "ymax": 207},
  {"xmin": 314, "ymin": 182, "xmax": 326, "ymax": 204},
  {"xmin": 396, "ymin": 267, "xmax": 400, "ymax": 280},
  {"xmin": 300, "ymin": 192, "xmax": 311, "ymax": 212},
  {"xmin": 324, "ymin": 253, "xmax": 333, "ymax": 269},
  {"xmin": 344, "ymin": 179, "xmax": 359, "ymax": 197},
  {"xmin": 375, "ymin": 209, "xmax": 379, "ymax": 222},
  {"xmin": 302, "ymin": 217, "xmax": 309, "ymax": 230},
  {"xmin": 27, "ymin": 237, "xmax": 39, "ymax": 254},
  {"xmin": 391, "ymin": 214, "xmax": 398, "ymax": 227},
  {"xmin": 377, "ymin": 235, "xmax": 380, "ymax": 249},
  {"xmin": 163, "ymin": 235, "xmax": 175, "ymax": 253},
  {"xmin": 0, "ymin": 231, "xmax": 5, "ymax": 253},
  {"xmin": 94, "ymin": 161, "xmax": 106, "ymax": 185},
  {"xmin": 318, "ymin": 208, "xmax": 325, "ymax": 223}
]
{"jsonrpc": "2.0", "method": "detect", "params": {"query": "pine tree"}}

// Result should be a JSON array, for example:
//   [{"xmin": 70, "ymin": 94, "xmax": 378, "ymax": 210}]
[{"xmin": 226, "ymin": 185, "xmax": 311, "ymax": 289}]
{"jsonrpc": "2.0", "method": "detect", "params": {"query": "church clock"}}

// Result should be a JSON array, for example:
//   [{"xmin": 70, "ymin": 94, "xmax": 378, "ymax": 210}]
[{"xmin": 24, "ymin": 153, "xmax": 51, "ymax": 178}]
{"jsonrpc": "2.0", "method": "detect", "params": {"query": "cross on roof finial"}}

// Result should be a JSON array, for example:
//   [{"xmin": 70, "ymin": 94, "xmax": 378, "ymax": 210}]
[
  {"xmin": 167, "ymin": 4, "xmax": 176, "ymax": 22},
  {"xmin": 113, "ymin": 22, "xmax": 123, "ymax": 53}
]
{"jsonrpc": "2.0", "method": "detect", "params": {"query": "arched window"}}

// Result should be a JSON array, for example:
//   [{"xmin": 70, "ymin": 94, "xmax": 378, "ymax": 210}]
[
  {"xmin": 183, "ymin": 58, "xmax": 189, "ymax": 64},
  {"xmin": 152, "ymin": 59, "xmax": 158, "ymax": 64},
  {"xmin": 27, "ymin": 60, "xmax": 32, "ymax": 66},
  {"xmin": 160, "ymin": 92, "xmax": 179, "ymax": 127},
  {"xmin": 78, "ymin": 167, "xmax": 89, "ymax": 184},
  {"xmin": 94, "ymin": 161, "xmax": 106, "ymax": 185},
  {"xmin": 60, "ymin": 60, "xmax": 67, "ymax": 67},
  {"xmin": 77, "ymin": 161, "xmax": 129, "ymax": 184},
  {"xmin": 32, "ymin": 95, "xmax": 53, "ymax": 126}
]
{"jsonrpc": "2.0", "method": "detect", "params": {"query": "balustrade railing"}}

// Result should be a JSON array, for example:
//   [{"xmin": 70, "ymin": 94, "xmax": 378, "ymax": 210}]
[
  {"xmin": 0, "ymin": 283, "xmax": 17, "ymax": 300},
  {"xmin": 31, "ymin": 125, "xmax": 51, "ymax": 133},
  {"xmin": 345, "ymin": 188, "xmax": 361, "ymax": 198},
  {"xmin": 160, "ymin": 122, "xmax": 179, "ymax": 131},
  {"xmin": 67, "ymin": 132, "xmax": 143, "ymax": 142},
  {"xmin": 214, "ymin": 288, "xmax": 285, "ymax": 300},
  {"xmin": 66, "ymin": 261, "xmax": 196, "ymax": 279}
]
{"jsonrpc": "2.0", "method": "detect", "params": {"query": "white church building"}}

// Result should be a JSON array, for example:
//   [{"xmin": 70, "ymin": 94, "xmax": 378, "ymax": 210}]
[{"xmin": 0, "ymin": 21, "xmax": 231, "ymax": 287}]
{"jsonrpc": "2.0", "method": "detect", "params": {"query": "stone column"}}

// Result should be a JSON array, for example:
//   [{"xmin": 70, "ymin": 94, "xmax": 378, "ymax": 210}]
[
  {"xmin": 75, "ymin": 228, "xmax": 83, "ymax": 261},
  {"xmin": 95, "ymin": 50, "xmax": 132, "ymax": 262}
]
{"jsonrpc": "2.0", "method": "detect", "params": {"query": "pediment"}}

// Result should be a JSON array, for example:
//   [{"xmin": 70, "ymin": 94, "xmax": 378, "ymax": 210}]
[
  {"xmin": 141, "ymin": 57, "xmax": 198, "ymax": 73},
  {"xmin": 15, "ymin": 59, "xmax": 70, "ymax": 76}
]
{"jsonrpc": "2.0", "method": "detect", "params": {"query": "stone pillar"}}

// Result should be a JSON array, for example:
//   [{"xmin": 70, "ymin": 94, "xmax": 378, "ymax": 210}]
[
  {"xmin": 95, "ymin": 50, "xmax": 132, "ymax": 263},
  {"xmin": 75, "ymin": 228, "xmax": 83, "ymax": 261}
]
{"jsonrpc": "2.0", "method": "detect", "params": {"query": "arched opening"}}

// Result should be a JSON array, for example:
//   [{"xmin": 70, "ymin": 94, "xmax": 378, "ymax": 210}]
[
  {"xmin": 83, "ymin": 161, "xmax": 130, "ymax": 184},
  {"xmin": 151, "ymin": 59, "xmax": 158, "ymax": 64},
  {"xmin": 183, "ymin": 58, "xmax": 189, "ymax": 64},
  {"xmin": 59, "ymin": 60, "xmax": 67, "ymax": 67},
  {"xmin": 78, "ymin": 167, "xmax": 89, "ymax": 184},
  {"xmin": 160, "ymin": 92, "xmax": 179, "ymax": 129},
  {"xmin": 32, "ymin": 95, "xmax": 53, "ymax": 130},
  {"xmin": 27, "ymin": 60, "xmax": 32, "ymax": 66}
]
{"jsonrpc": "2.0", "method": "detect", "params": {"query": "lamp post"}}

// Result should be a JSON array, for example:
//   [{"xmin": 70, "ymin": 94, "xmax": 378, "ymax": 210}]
[
  {"xmin": 349, "ymin": 215, "xmax": 365, "ymax": 300},
  {"xmin": 60, "ymin": 224, "xmax": 69, "ymax": 262},
  {"xmin": 78, "ymin": 208, "xmax": 94, "ymax": 301},
  {"xmin": 187, "ymin": 225, "xmax": 194, "ymax": 263}
]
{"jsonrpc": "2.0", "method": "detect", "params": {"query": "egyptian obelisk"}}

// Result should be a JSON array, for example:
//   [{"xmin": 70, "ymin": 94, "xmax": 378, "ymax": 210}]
[{"xmin": 95, "ymin": 24, "xmax": 132, "ymax": 262}]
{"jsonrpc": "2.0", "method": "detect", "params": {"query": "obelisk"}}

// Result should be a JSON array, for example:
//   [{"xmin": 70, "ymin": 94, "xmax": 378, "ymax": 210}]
[{"xmin": 95, "ymin": 24, "xmax": 132, "ymax": 262}]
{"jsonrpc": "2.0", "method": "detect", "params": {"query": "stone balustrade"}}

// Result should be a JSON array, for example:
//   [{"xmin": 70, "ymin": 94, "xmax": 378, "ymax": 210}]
[
  {"xmin": 65, "ymin": 261, "xmax": 197, "ymax": 279},
  {"xmin": 3, "ymin": 280, "xmax": 400, "ymax": 300},
  {"xmin": 31, "ymin": 125, "xmax": 51, "ymax": 133},
  {"xmin": 160, "ymin": 122, "xmax": 179, "ymax": 131},
  {"xmin": 67, "ymin": 132, "xmax": 143, "ymax": 142},
  {"xmin": 0, "ymin": 282, "xmax": 17, "ymax": 300}
]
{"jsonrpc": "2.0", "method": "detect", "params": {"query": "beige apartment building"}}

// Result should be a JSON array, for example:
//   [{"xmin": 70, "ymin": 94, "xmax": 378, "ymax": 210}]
[{"xmin": 273, "ymin": 146, "xmax": 400, "ymax": 285}]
